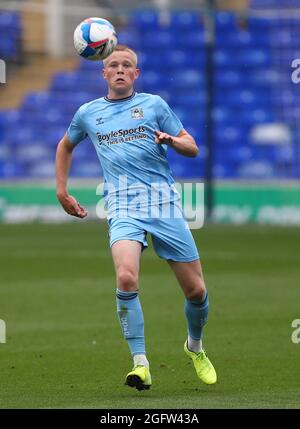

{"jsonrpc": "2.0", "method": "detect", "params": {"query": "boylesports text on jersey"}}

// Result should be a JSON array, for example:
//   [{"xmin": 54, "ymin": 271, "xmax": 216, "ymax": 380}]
[{"xmin": 96, "ymin": 126, "xmax": 147, "ymax": 145}]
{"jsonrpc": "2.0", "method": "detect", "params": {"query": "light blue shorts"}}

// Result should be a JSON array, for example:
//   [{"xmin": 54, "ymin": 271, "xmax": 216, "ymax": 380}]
[{"xmin": 108, "ymin": 203, "xmax": 199, "ymax": 262}]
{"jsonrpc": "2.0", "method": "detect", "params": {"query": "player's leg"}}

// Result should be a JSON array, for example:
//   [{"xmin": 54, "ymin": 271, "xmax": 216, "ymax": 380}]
[
  {"xmin": 148, "ymin": 206, "xmax": 216, "ymax": 384},
  {"xmin": 168, "ymin": 258, "xmax": 207, "ymax": 351},
  {"xmin": 148, "ymin": 210, "xmax": 208, "ymax": 348},
  {"xmin": 168, "ymin": 259, "xmax": 217, "ymax": 384},
  {"xmin": 111, "ymin": 239, "xmax": 151, "ymax": 390}
]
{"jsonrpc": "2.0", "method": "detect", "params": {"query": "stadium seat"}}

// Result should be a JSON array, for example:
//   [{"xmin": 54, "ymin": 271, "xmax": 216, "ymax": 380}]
[
  {"xmin": 71, "ymin": 160, "xmax": 103, "ymax": 178},
  {"xmin": 170, "ymin": 10, "xmax": 202, "ymax": 29},
  {"xmin": 238, "ymin": 160, "xmax": 275, "ymax": 178},
  {"xmin": 169, "ymin": 159, "xmax": 204, "ymax": 178},
  {"xmin": 214, "ymin": 125, "xmax": 249, "ymax": 146},
  {"xmin": 130, "ymin": 9, "xmax": 161, "ymax": 29},
  {"xmin": 0, "ymin": 11, "xmax": 22, "ymax": 61},
  {"xmin": 118, "ymin": 28, "xmax": 141, "ymax": 49},
  {"xmin": 27, "ymin": 161, "xmax": 55, "ymax": 178},
  {"xmin": 139, "ymin": 70, "xmax": 169, "ymax": 91},
  {"xmin": 137, "ymin": 50, "xmax": 165, "ymax": 70},
  {"xmin": 163, "ymin": 50, "xmax": 205, "ymax": 69},
  {"xmin": 0, "ymin": 143, "xmax": 11, "ymax": 162},
  {"xmin": 213, "ymin": 163, "xmax": 238, "ymax": 179},
  {"xmin": 170, "ymin": 92, "xmax": 206, "ymax": 108},
  {"xmin": 215, "ymin": 11, "xmax": 237, "ymax": 29},
  {"xmin": 0, "ymin": 161, "xmax": 26, "ymax": 178},
  {"xmin": 177, "ymin": 30, "xmax": 205, "ymax": 48},
  {"xmin": 141, "ymin": 30, "xmax": 173, "ymax": 49},
  {"xmin": 169, "ymin": 69, "xmax": 203, "ymax": 90}
]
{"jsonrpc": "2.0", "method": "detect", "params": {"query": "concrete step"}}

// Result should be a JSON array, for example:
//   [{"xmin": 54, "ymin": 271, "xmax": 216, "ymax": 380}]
[{"xmin": 0, "ymin": 54, "xmax": 78, "ymax": 109}]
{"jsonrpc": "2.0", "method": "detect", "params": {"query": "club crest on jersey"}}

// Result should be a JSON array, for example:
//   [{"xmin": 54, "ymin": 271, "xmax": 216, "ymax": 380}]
[{"xmin": 131, "ymin": 108, "xmax": 144, "ymax": 119}]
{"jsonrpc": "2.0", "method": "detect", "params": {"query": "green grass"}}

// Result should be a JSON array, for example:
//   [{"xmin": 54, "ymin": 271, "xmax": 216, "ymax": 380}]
[{"xmin": 0, "ymin": 222, "xmax": 300, "ymax": 409}]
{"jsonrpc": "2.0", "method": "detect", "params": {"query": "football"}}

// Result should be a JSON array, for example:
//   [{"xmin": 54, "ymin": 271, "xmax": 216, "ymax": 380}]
[{"xmin": 73, "ymin": 17, "xmax": 118, "ymax": 61}]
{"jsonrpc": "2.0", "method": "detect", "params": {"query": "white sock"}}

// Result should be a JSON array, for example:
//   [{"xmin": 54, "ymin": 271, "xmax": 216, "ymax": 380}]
[
  {"xmin": 133, "ymin": 354, "xmax": 149, "ymax": 369},
  {"xmin": 187, "ymin": 335, "xmax": 203, "ymax": 353}
]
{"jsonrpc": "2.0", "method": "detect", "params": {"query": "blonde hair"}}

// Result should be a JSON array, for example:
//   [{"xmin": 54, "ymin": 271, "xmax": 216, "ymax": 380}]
[{"xmin": 103, "ymin": 44, "xmax": 138, "ymax": 67}]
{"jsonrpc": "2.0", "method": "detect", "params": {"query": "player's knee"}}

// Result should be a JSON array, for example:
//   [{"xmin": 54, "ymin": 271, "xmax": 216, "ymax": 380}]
[
  {"xmin": 185, "ymin": 283, "xmax": 206, "ymax": 302},
  {"xmin": 117, "ymin": 270, "xmax": 138, "ymax": 291}
]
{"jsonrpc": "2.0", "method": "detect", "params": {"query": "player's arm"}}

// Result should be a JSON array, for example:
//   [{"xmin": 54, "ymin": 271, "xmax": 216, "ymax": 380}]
[
  {"xmin": 56, "ymin": 133, "xmax": 88, "ymax": 218},
  {"xmin": 155, "ymin": 129, "xmax": 199, "ymax": 158}
]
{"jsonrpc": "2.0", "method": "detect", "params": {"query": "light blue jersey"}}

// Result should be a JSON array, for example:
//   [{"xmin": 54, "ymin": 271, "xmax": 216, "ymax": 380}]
[{"xmin": 67, "ymin": 92, "xmax": 183, "ymax": 218}]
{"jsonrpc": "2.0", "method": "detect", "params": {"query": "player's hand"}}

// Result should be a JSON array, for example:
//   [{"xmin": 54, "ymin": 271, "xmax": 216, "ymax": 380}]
[
  {"xmin": 57, "ymin": 193, "xmax": 88, "ymax": 218},
  {"xmin": 155, "ymin": 130, "xmax": 174, "ymax": 146}
]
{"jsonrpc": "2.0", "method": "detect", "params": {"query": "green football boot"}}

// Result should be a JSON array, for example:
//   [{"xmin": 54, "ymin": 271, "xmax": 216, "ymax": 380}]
[
  {"xmin": 184, "ymin": 341, "xmax": 217, "ymax": 385},
  {"xmin": 125, "ymin": 365, "xmax": 152, "ymax": 391}
]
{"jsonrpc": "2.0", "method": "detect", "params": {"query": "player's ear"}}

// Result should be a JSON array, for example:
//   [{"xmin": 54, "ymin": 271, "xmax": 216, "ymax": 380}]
[
  {"xmin": 134, "ymin": 68, "xmax": 140, "ymax": 79},
  {"xmin": 102, "ymin": 67, "xmax": 107, "ymax": 79}
]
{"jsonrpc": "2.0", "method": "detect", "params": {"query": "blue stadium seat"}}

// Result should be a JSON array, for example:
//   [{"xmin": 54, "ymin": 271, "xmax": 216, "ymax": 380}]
[
  {"xmin": 0, "ymin": 11, "xmax": 22, "ymax": 61},
  {"xmin": 170, "ymin": 10, "xmax": 201, "ymax": 29},
  {"xmin": 169, "ymin": 69, "xmax": 203, "ymax": 90},
  {"xmin": 240, "ymin": 109, "xmax": 274, "ymax": 125},
  {"xmin": 212, "ymin": 107, "xmax": 234, "ymax": 124},
  {"xmin": 141, "ymin": 30, "xmax": 173, "ymax": 49},
  {"xmin": 0, "ymin": 143, "xmax": 11, "ymax": 162},
  {"xmin": 170, "ymin": 92, "xmax": 206, "ymax": 108},
  {"xmin": 213, "ymin": 163, "xmax": 238, "ymax": 179},
  {"xmin": 215, "ymin": 70, "xmax": 244, "ymax": 87},
  {"xmin": 15, "ymin": 144, "xmax": 52, "ymax": 163},
  {"xmin": 214, "ymin": 50, "xmax": 234, "ymax": 67},
  {"xmin": 0, "ymin": 11, "xmax": 21, "ymax": 29},
  {"xmin": 162, "ymin": 50, "xmax": 205, "ymax": 69},
  {"xmin": 177, "ymin": 30, "xmax": 205, "ymax": 48},
  {"xmin": 139, "ymin": 70, "xmax": 169, "ymax": 91},
  {"xmin": 42, "ymin": 127, "xmax": 71, "ymax": 147},
  {"xmin": 71, "ymin": 160, "xmax": 103, "ymax": 178},
  {"xmin": 50, "ymin": 71, "xmax": 107, "ymax": 94},
  {"xmin": 172, "ymin": 107, "xmax": 203, "ymax": 124},
  {"xmin": 117, "ymin": 29, "xmax": 141, "ymax": 49},
  {"xmin": 215, "ymin": 11, "xmax": 237, "ymax": 29},
  {"xmin": 222, "ymin": 29, "xmax": 273, "ymax": 47},
  {"xmin": 0, "ymin": 38, "xmax": 20, "ymax": 60},
  {"xmin": 137, "ymin": 51, "xmax": 167, "ymax": 69},
  {"xmin": 215, "ymin": 48, "xmax": 272, "ymax": 68},
  {"xmin": 247, "ymin": 69, "xmax": 281, "ymax": 86},
  {"xmin": 169, "ymin": 158, "xmax": 204, "ymax": 178},
  {"xmin": 238, "ymin": 49, "xmax": 272, "ymax": 67},
  {"xmin": 214, "ymin": 125, "xmax": 249, "ymax": 146},
  {"xmin": 27, "ymin": 161, "xmax": 55, "ymax": 178},
  {"xmin": 247, "ymin": 17, "xmax": 273, "ymax": 30},
  {"xmin": 0, "ymin": 161, "xmax": 26, "ymax": 178},
  {"xmin": 130, "ymin": 9, "xmax": 161, "ymax": 29},
  {"xmin": 72, "ymin": 142, "xmax": 96, "ymax": 161},
  {"xmin": 217, "ymin": 89, "xmax": 272, "ymax": 108},
  {"xmin": 238, "ymin": 160, "xmax": 275, "ymax": 179},
  {"xmin": 21, "ymin": 91, "xmax": 51, "ymax": 110}
]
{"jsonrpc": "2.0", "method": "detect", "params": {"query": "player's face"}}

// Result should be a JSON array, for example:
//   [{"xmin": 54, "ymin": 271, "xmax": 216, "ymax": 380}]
[{"xmin": 102, "ymin": 51, "xmax": 140, "ymax": 98}]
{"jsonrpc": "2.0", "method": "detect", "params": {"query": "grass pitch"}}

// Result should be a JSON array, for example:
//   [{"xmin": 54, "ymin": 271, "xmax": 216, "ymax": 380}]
[{"xmin": 0, "ymin": 222, "xmax": 299, "ymax": 409}]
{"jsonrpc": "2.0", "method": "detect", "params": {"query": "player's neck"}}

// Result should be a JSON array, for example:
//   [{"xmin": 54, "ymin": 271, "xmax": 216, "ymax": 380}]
[{"xmin": 107, "ymin": 89, "xmax": 135, "ymax": 100}]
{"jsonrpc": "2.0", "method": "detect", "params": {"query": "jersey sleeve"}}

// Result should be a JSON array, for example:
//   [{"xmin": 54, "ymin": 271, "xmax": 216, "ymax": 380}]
[
  {"xmin": 67, "ymin": 107, "xmax": 88, "ymax": 145},
  {"xmin": 156, "ymin": 96, "xmax": 183, "ymax": 137}
]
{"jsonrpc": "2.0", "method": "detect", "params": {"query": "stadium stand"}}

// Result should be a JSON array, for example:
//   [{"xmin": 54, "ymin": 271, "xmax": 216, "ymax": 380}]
[{"xmin": 0, "ymin": 4, "xmax": 299, "ymax": 179}]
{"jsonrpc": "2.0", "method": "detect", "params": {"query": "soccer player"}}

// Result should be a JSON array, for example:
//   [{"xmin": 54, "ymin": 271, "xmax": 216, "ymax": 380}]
[{"xmin": 56, "ymin": 45, "xmax": 217, "ymax": 390}]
